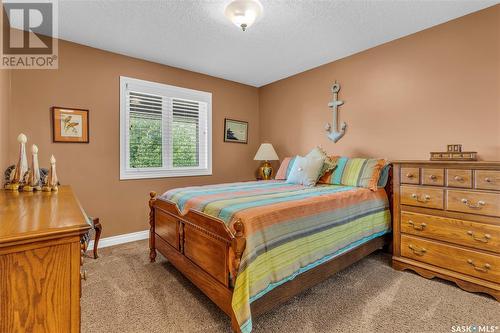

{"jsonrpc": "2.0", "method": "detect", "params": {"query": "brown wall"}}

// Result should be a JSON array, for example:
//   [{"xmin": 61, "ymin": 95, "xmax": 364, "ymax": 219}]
[
  {"xmin": 6, "ymin": 5, "xmax": 499, "ymax": 238},
  {"xmin": 8, "ymin": 40, "xmax": 260, "ymax": 237},
  {"xmin": 259, "ymin": 5, "xmax": 500, "ymax": 162},
  {"xmin": 0, "ymin": 69, "xmax": 9, "ymax": 170}
]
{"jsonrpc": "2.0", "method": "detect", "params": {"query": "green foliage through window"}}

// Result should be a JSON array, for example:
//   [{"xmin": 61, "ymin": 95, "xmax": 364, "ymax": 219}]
[
  {"xmin": 128, "ymin": 116, "xmax": 200, "ymax": 169},
  {"xmin": 173, "ymin": 118, "xmax": 199, "ymax": 167},
  {"xmin": 129, "ymin": 115, "xmax": 162, "ymax": 168}
]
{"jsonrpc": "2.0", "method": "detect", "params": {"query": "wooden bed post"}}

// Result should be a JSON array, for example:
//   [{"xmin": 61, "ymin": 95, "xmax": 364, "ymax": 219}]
[
  {"xmin": 231, "ymin": 219, "xmax": 245, "ymax": 333},
  {"xmin": 231, "ymin": 219, "xmax": 246, "ymax": 286},
  {"xmin": 149, "ymin": 191, "xmax": 157, "ymax": 262},
  {"xmin": 384, "ymin": 165, "xmax": 394, "ymax": 213},
  {"xmin": 383, "ymin": 165, "xmax": 394, "ymax": 254}
]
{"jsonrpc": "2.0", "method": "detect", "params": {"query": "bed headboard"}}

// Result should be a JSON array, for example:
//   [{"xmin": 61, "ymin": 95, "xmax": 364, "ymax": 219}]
[{"xmin": 384, "ymin": 164, "xmax": 394, "ymax": 215}]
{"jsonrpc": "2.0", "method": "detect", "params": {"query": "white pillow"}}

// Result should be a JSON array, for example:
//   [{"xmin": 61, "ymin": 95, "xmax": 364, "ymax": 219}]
[
  {"xmin": 286, "ymin": 154, "xmax": 325, "ymax": 187},
  {"xmin": 305, "ymin": 146, "xmax": 336, "ymax": 178}
]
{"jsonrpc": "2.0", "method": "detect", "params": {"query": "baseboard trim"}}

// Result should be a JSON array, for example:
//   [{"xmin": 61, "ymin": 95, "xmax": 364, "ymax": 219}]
[{"xmin": 87, "ymin": 229, "xmax": 149, "ymax": 251}]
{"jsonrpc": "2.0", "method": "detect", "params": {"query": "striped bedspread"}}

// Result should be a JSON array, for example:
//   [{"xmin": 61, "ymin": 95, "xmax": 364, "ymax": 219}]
[{"xmin": 160, "ymin": 180, "xmax": 391, "ymax": 333}]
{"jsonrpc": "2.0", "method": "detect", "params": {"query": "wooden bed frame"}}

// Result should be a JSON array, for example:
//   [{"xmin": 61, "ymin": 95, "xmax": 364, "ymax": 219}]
[{"xmin": 149, "ymin": 172, "xmax": 393, "ymax": 332}]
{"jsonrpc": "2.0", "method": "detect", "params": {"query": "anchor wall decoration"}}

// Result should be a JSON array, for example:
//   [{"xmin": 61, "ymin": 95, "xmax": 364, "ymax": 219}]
[{"xmin": 325, "ymin": 82, "xmax": 347, "ymax": 142}]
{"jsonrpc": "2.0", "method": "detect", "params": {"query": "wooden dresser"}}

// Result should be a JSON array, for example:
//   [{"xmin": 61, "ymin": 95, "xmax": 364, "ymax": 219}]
[
  {"xmin": 0, "ymin": 186, "xmax": 90, "ymax": 332},
  {"xmin": 392, "ymin": 161, "xmax": 500, "ymax": 301}
]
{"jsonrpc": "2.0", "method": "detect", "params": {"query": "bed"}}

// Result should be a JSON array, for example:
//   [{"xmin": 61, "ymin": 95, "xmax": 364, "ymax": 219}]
[{"xmin": 148, "ymin": 173, "xmax": 393, "ymax": 333}]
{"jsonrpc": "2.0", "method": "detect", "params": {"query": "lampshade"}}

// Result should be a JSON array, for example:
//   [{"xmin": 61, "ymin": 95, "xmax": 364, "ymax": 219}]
[{"xmin": 254, "ymin": 143, "xmax": 279, "ymax": 161}]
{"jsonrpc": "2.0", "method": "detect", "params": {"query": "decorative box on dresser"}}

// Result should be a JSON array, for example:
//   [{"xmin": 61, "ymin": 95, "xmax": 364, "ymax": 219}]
[
  {"xmin": 0, "ymin": 186, "xmax": 91, "ymax": 332},
  {"xmin": 392, "ymin": 161, "xmax": 500, "ymax": 301}
]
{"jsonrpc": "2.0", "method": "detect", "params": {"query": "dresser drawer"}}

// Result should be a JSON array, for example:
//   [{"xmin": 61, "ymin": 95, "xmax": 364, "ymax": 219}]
[
  {"xmin": 401, "ymin": 167, "xmax": 420, "ymax": 184},
  {"xmin": 401, "ymin": 186, "xmax": 443, "ymax": 209},
  {"xmin": 401, "ymin": 211, "xmax": 500, "ymax": 253},
  {"xmin": 422, "ymin": 168, "xmax": 444, "ymax": 186},
  {"xmin": 401, "ymin": 235, "xmax": 500, "ymax": 283},
  {"xmin": 447, "ymin": 169, "xmax": 472, "ymax": 188},
  {"xmin": 475, "ymin": 170, "xmax": 500, "ymax": 191},
  {"xmin": 447, "ymin": 190, "xmax": 500, "ymax": 218}
]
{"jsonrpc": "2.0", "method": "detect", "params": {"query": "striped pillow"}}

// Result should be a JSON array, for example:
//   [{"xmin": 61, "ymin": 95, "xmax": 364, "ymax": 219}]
[
  {"xmin": 275, "ymin": 157, "xmax": 296, "ymax": 180},
  {"xmin": 377, "ymin": 164, "xmax": 391, "ymax": 188},
  {"xmin": 319, "ymin": 157, "xmax": 386, "ymax": 191}
]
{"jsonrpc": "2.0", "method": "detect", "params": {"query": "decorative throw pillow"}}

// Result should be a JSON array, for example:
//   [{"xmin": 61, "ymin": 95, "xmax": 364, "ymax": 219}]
[
  {"xmin": 328, "ymin": 156, "xmax": 349, "ymax": 184},
  {"xmin": 377, "ymin": 164, "xmax": 391, "ymax": 188},
  {"xmin": 317, "ymin": 156, "xmax": 342, "ymax": 184},
  {"xmin": 275, "ymin": 157, "xmax": 296, "ymax": 180},
  {"xmin": 340, "ymin": 158, "xmax": 386, "ymax": 190},
  {"xmin": 319, "ymin": 157, "xmax": 386, "ymax": 191},
  {"xmin": 286, "ymin": 155, "xmax": 325, "ymax": 187},
  {"xmin": 305, "ymin": 147, "xmax": 337, "ymax": 179}
]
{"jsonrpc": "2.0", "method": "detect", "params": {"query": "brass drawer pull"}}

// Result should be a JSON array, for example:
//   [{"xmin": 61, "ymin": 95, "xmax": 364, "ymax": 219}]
[
  {"xmin": 454, "ymin": 175, "xmax": 464, "ymax": 182},
  {"xmin": 408, "ymin": 244, "xmax": 426, "ymax": 256},
  {"xmin": 467, "ymin": 231, "xmax": 491, "ymax": 243},
  {"xmin": 411, "ymin": 193, "xmax": 431, "ymax": 203},
  {"xmin": 467, "ymin": 259, "xmax": 491, "ymax": 273},
  {"xmin": 80, "ymin": 270, "xmax": 87, "ymax": 281},
  {"xmin": 461, "ymin": 198, "xmax": 485, "ymax": 209},
  {"xmin": 408, "ymin": 220, "xmax": 427, "ymax": 231}
]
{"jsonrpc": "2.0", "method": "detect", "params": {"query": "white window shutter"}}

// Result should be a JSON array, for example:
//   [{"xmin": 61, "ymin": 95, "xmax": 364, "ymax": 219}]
[
  {"xmin": 126, "ymin": 90, "xmax": 165, "ymax": 169},
  {"xmin": 198, "ymin": 101, "xmax": 208, "ymax": 170},
  {"xmin": 120, "ymin": 76, "xmax": 212, "ymax": 179}
]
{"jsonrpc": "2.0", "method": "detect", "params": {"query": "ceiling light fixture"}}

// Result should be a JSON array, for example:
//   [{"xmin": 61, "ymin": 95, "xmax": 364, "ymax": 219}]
[{"xmin": 224, "ymin": 0, "xmax": 263, "ymax": 32}]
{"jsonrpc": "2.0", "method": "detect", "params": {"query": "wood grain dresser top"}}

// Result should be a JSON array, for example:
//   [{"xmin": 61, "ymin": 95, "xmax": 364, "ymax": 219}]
[{"xmin": 0, "ymin": 186, "xmax": 90, "ymax": 246}]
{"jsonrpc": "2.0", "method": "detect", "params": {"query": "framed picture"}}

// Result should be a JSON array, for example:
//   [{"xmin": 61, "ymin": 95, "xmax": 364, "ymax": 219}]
[
  {"xmin": 224, "ymin": 118, "xmax": 248, "ymax": 144},
  {"xmin": 52, "ymin": 107, "xmax": 89, "ymax": 143}
]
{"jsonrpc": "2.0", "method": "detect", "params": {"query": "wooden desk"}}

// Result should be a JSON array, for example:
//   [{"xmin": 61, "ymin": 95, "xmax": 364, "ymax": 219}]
[{"xmin": 0, "ymin": 186, "xmax": 91, "ymax": 332}]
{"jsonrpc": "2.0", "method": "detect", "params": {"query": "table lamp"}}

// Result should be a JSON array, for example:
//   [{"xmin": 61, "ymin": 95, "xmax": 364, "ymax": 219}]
[{"xmin": 254, "ymin": 143, "xmax": 279, "ymax": 180}]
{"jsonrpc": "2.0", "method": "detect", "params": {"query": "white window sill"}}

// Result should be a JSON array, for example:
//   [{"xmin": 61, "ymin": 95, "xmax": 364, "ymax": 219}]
[{"xmin": 120, "ymin": 169, "xmax": 212, "ymax": 180}]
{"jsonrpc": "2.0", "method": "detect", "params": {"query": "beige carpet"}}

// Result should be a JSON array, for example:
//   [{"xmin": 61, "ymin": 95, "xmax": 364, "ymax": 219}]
[{"xmin": 81, "ymin": 240, "xmax": 499, "ymax": 333}]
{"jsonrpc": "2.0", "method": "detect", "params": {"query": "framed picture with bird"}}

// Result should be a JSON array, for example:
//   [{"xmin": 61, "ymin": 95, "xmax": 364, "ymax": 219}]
[{"xmin": 52, "ymin": 107, "xmax": 89, "ymax": 143}]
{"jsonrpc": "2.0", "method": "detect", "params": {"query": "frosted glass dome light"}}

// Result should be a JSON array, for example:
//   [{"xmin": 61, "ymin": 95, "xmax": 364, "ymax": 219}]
[{"xmin": 224, "ymin": 0, "xmax": 263, "ymax": 32}]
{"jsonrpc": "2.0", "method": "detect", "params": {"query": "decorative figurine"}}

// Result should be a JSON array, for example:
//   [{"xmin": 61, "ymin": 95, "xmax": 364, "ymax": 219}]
[
  {"xmin": 42, "ymin": 155, "xmax": 58, "ymax": 192},
  {"xmin": 24, "ymin": 145, "xmax": 42, "ymax": 192},
  {"xmin": 4, "ymin": 165, "xmax": 16, "ymax": 186},
  {"xmin": 325, "ymin": 82, "xmax": 347, "ymax": 143},
  {"xmin": 4, "ymin": 133, "xmax": 29, "ymax": 191}
]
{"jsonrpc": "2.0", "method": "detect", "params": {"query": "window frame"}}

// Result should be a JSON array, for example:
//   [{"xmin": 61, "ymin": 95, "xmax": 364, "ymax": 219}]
[{"xmin": 119, "ymin": 76, "xmax": 212, "ymax": 180}]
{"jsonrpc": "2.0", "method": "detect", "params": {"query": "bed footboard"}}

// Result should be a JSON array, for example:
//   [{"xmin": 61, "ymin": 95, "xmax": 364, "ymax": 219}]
[{"xmin": 148, "ymin": 192, "xmax": 245, "ymax": 314}]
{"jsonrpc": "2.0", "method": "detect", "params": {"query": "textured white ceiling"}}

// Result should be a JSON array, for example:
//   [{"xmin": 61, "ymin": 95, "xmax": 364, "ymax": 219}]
[{"xmin": 57, "ymin": 0, "xmax": 498, "ymax": 87}]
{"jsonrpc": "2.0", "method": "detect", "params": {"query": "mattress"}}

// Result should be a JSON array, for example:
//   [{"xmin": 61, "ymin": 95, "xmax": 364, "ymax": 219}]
[{"xmin": 161, "ymin": 180, "xmax": 391, "ymax": 333}]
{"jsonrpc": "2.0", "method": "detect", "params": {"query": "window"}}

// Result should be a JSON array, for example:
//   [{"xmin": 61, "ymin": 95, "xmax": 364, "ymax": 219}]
[{"xmin": 120, "ymin": 77, "xmax": 212, "ymax": 179}]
